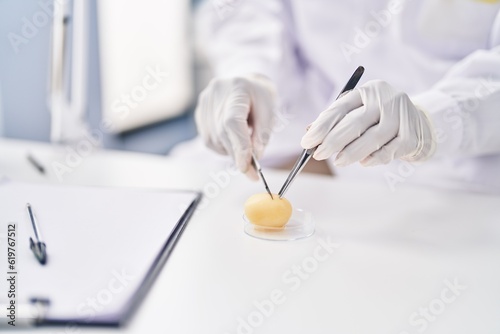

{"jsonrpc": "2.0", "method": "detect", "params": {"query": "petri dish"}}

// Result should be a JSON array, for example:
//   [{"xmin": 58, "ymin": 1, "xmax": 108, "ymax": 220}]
[{"xmin": 243, "ymin": 208, "xmax": 315, "ymax": 241}]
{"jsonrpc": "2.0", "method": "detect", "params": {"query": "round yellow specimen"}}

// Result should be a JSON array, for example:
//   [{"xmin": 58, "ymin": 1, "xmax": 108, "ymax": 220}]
[{"xmin": 244, "ymin": 193, "xmax": 292, "ymax": 228}]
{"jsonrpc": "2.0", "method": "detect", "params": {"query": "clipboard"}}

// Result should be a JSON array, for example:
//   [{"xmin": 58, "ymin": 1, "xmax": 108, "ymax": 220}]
[{"xmin": 0, "ymin": 180, "xmax": 202, "ymax": 327}]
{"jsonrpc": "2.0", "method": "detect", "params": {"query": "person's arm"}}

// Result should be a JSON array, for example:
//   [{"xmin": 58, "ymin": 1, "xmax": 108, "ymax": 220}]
[
  {"xmin": 198, "ymin": 0, "xmax": 298, "ymax": 83},
  {"xmin": 301, "ymin": 12, "xmax": 500, "ymax": 167},
  {"xmin": 194, "ymin": 1, "xmax": 305, "ymax": 177},
  {"xmin": 412, "ymin": 45, "xmax": 500, "ymax": 159}
]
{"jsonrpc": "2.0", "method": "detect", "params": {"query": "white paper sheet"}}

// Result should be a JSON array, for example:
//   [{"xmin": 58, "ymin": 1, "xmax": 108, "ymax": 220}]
[{"xmin": 0, "ymin": 180, "xmax": 199, "ymax": 324}]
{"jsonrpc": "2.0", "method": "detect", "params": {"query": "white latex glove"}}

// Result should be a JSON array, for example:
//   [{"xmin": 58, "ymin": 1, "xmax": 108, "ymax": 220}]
[
  {"xmin": 301, "ymin": 80, "xmax": 436, "ymax": 166},
  {"xmin": 195, "ymin": 74, "xmax": 277, "ymax": 179}
]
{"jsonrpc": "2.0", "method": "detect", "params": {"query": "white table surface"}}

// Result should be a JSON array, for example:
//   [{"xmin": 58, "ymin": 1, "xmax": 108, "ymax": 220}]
[{"xmin": 1, "ymin": 139, "xmax": 500, "ymax": 334}]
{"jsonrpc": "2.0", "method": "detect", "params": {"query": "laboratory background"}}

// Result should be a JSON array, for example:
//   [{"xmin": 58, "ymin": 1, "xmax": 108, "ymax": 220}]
[{"xmin": 0, "ymin": 0, "xmax": 204, "ymax": 153}]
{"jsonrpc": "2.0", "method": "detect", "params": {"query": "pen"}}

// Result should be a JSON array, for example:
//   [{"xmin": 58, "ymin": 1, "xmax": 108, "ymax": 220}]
[
  {"xmin": 27, "ymin": 153, "xmax": 45, "ymax": 174},
  {"xmin": 26, "ymin": 203, "xmax": 48, "ymax": 265}
]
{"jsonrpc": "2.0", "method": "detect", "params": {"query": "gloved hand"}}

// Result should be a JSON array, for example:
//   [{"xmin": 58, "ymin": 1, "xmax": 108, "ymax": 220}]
[
  {"xmin": 301, "ymin": 80, "xmax": 436, "ymax": 166},
  {"xmin": 195, "ymin": 74, "xmax": 277, "ymax": 179}
]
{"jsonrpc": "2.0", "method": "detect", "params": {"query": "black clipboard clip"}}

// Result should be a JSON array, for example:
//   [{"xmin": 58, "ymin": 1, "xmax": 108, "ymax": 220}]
[{"xmin": 0, "ymin": 298, "xmax": 49, "ymax": 327}]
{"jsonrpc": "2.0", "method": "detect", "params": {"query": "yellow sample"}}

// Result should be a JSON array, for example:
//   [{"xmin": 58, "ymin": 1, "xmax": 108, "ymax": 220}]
[{"xmin": 244, "ymin": 193, "xmax": 292, "ymax": 228}]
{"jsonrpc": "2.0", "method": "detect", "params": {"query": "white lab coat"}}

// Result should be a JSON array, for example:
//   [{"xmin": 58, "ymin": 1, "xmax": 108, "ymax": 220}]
[{"xmin": 173, "ymin": 0, "xmax": 500, "ymax": 194}]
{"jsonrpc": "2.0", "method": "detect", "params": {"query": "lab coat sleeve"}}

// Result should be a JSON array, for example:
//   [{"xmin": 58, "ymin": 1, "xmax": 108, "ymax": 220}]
[
  {"xmin": 411, "ymin": 44, "xmax": 500, "ymax": 159},
  {"xmin": 195, "ymin": 1, "xmax": 330, "ymax": 166},
  {"xmin": 196, "ymin": 0, "xmax": 300, "ymax": 88}
]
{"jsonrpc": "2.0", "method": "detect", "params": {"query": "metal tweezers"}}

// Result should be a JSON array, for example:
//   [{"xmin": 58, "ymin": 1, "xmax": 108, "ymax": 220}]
[
  {"xmin": 251, "ymin": 153, "xmax": 273, "ymax": 199},
  {"xmin": 277, "ymin": 66, "xmax": 365, "ymax": 198}
]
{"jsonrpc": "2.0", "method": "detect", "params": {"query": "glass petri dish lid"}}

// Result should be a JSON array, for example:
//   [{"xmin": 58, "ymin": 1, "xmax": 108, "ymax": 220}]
[{"xmin": 243, "ymin": 208, "xmax": 315, "ymax": 241}]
